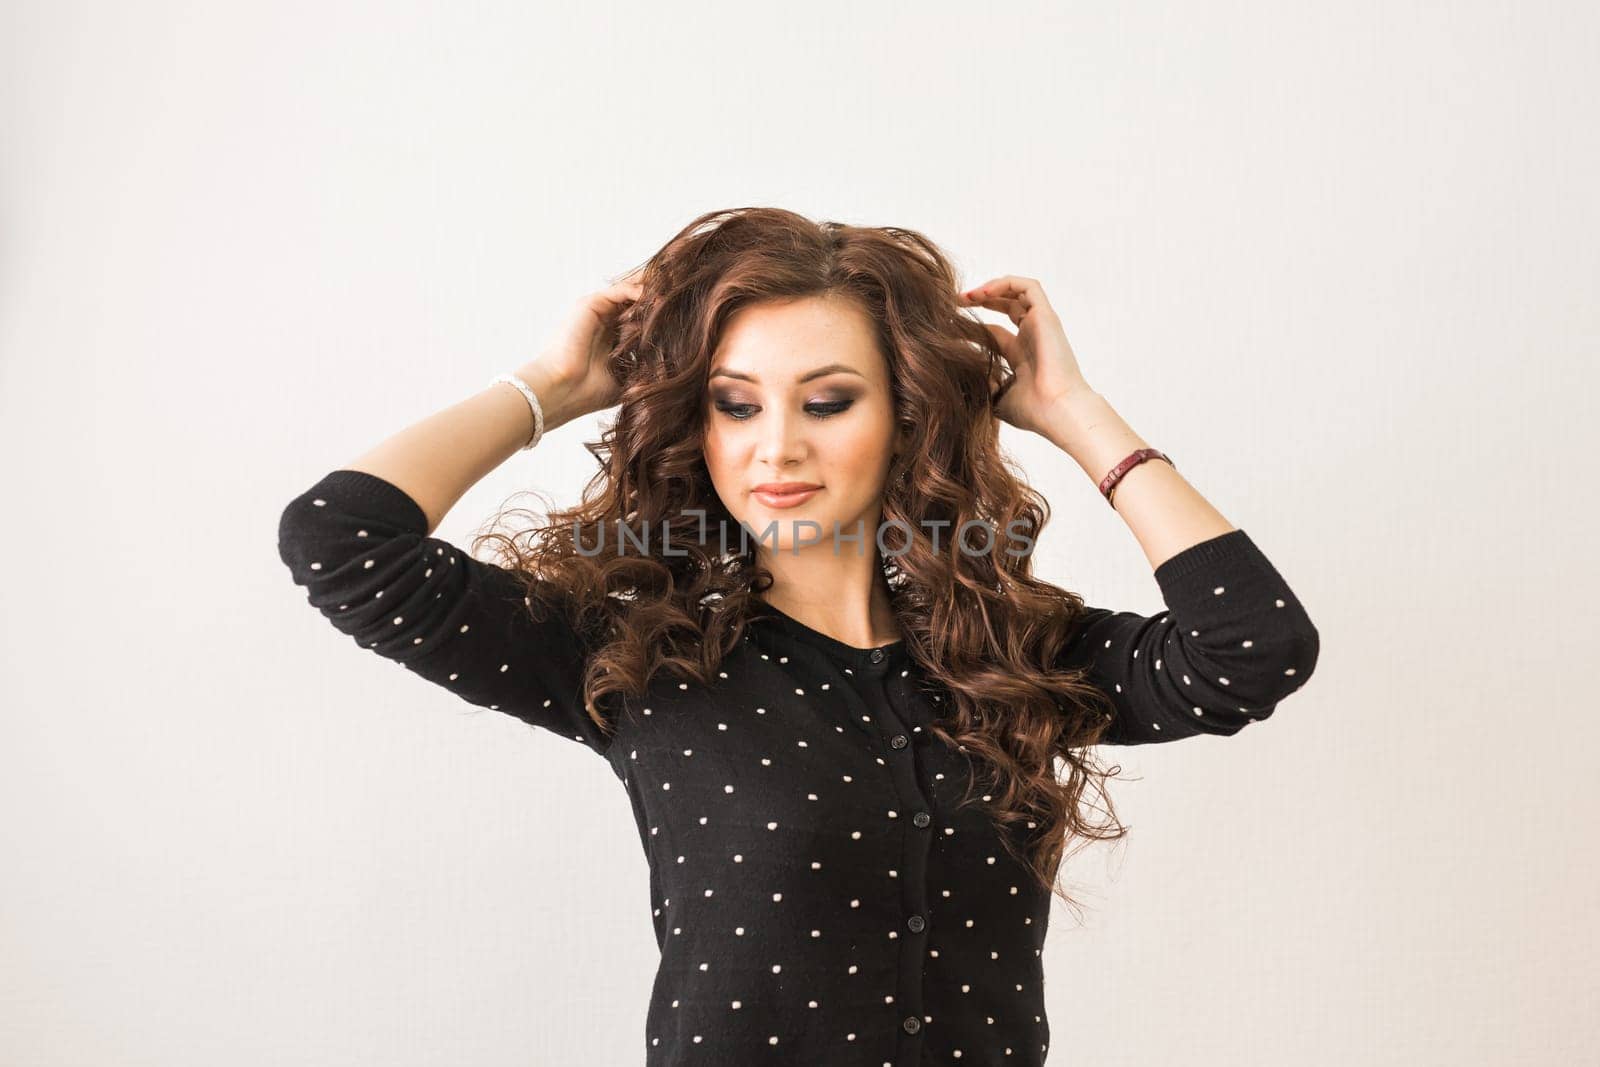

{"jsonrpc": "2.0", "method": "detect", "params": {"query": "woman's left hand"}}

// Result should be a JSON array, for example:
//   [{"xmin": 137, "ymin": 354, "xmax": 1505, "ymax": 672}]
[{"xmin": 958, "ymin": 275, "xmax": 1094, "ymax": 436}]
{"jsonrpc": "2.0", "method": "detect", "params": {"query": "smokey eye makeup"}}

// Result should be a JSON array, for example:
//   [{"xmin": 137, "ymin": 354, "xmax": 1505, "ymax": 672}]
[{"xmin": 709, "ymin": 392, "xmax": 859, "ymax": 421}]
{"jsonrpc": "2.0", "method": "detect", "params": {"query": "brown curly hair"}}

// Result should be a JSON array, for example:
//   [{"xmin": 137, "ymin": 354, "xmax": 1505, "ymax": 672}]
[{"xmin": 472, "ymin": 206, "xmax": 1129, "ymax": 917}]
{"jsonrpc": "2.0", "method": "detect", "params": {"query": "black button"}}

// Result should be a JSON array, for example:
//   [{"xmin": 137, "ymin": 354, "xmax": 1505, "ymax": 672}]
[
  {"xmin": 869, "ymin": 648, "xmax": 885, "ymax": 663},
  {"xmin": 912, "ymin": 811, "xmax": 931, "ymax": 828},
  {"xmin": 906, "ymin": 914, "xmax": 925, "ymax": 933},
  {"xmin": 902, "ymin": 1015, "xmax": 922, "ymax": 1034},
  {"xmin": 890, "ymin": 733, "xmax": 909, "ymax": 749}
]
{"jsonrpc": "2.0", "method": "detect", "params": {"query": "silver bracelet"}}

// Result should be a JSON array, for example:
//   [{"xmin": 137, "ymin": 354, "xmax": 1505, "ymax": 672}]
[{"xmin": 489, "ymin": 373, "xmax": 544, "ymax": 450}]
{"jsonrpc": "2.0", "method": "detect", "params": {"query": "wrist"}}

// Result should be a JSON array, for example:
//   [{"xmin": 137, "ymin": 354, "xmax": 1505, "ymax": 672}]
[
  {"xmin": 1042, "ymin": 388, "xmax": 1149, "ymax": 480},
  {"xmin": 1047, "ymin": 384, "xmax": 1101, "ymax": 416},
  {"xmin": 509, "ymin": 360, "xmax": 581, "ymax": 435},
  {"xmin": 1040, "ymin": 386, "xmax": 1110, "ymax": 451}
]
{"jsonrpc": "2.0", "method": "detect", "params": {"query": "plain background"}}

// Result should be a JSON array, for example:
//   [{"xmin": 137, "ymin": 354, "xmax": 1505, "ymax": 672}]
[{"xmin": 4, "ymin": 1, "xmax": 1596, "ymax": 1063}]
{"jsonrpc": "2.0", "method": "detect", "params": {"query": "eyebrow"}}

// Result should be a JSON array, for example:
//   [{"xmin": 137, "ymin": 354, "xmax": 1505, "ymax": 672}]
[{"xmin": 708, "ymin": 362, "xmax": 865, "ymax": 385}]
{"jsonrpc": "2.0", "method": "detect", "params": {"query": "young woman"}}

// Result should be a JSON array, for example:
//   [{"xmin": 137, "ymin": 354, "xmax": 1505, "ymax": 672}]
[{"xmin": 278, "ymin": 207, "xmax": 1319, "ymax": 1066}]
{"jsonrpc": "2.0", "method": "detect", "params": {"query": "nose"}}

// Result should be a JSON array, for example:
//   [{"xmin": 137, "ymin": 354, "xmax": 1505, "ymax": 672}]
[{"xmin": 754, "ymin": 404, "xmax": 808, "ymax": 469}]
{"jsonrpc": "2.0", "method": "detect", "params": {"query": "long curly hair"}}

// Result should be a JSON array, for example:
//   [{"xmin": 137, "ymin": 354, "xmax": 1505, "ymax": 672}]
[{"xmin": 473, "ymin": 207, "xmax": 1129, "ymax": 916}]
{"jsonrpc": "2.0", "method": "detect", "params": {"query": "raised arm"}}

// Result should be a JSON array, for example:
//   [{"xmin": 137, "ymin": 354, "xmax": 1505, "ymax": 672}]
[
  {"xmin": 1042, "ymin": 389, "xmax": 1319, "ymax": 745},
  {"xmin": 1058, "ymin": 529, "xmax": 1319, "ymax": 745},
  {"xmin": 275, "ymin": 275, "xmax": 643, "ymax": 755},
  {"xmin": 277, "ymin": 463, "xmax": 614, "ymax": 755}
]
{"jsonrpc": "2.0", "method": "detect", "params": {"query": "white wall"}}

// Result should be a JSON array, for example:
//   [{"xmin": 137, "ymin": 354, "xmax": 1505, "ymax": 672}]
[{"xmin": 3, "ymin": 1, "xmax": 1595, "ymax": 1063}]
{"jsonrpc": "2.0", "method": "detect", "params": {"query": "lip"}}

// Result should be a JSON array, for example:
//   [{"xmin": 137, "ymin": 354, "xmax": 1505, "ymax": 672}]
[
  {"xmin": 752, "ymin": 482, "xmax": 822, "ymax": 494},
  {"xmin": 751, "ymin": 484, "xmax": 822, "ymax": 509}
]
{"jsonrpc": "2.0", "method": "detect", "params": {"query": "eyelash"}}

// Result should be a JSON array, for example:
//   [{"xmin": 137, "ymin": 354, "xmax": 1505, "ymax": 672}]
[{"xmin": 714, "ymin": 400, "xmax": 854, "ymax": 422}]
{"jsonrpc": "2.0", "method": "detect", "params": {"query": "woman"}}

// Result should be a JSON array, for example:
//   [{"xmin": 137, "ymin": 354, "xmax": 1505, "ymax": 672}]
[{"xmin": 277, "ymin": 207, "xmax": 1319, "ymax": 1066}]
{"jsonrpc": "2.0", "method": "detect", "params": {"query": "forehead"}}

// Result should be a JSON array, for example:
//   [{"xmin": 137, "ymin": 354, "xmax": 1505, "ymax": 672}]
[{"xmin": 710, "ymin": 295, "xmax": 885, "ymax": 385}]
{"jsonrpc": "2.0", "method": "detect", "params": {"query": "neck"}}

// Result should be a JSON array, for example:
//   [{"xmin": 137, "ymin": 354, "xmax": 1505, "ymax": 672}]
[{"xmin": 755, "ymin": 550, "xmax": 902, "ymax": 649}]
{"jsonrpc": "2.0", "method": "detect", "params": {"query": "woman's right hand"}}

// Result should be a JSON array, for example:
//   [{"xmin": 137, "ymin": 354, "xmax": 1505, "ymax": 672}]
[{"xmin": 521, "ymin": 267, "xmax": 646, "ymax": 425}]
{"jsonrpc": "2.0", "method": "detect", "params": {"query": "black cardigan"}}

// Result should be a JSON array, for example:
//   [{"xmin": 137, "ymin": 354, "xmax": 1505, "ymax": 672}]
[{"xmin": 278, "ymin": 468, "xmax": 1319, "ymax": 1067}]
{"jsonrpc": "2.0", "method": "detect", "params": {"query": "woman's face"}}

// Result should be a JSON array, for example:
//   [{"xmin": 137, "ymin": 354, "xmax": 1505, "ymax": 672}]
[{"xmin": 703, "ymin": 294, "xmax": 906, "ymax": 555}]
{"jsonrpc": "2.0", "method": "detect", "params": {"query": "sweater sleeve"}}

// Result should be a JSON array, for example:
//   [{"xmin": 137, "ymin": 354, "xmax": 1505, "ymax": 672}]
[
  {"xmin": 276, "ymin": 468, "xmax": 613, "ymax": 757},
  {"xmin": 1056, "ymin": 529, "xmax": 1320, "ymax": 746}
]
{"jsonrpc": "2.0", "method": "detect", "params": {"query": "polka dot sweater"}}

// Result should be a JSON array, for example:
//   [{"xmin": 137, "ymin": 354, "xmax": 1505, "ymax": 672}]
[{"xmin": 277, "ymin": 468, "xmax": 1320, "ymax": 1066}]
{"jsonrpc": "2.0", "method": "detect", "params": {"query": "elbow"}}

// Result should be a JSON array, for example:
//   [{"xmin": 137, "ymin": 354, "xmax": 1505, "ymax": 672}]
[
  {"xmin": 277, "ymin": 501, "xmax": 319, "ymax": 584},
  {"xmin": 1257, "ymin": 623, "xmax": 1320, "ymax": 703},
  {"xmin": 277, "ymin": 508, "xmax": 304, "ymax": 579},
  {"xmin": 277, "ymin": 504, "xmax": 299, "ymax": 572},
  {"xmin": 1286, "ymin": 620, "xmax": 1319, "ymax": 685},
  {"xmin": 277, "ymin": 496, "xmax": 348, "ymax": 589},
  {"xmin": 1205, "ymin": 623, "xmax": 1319, "ymax": 710}
]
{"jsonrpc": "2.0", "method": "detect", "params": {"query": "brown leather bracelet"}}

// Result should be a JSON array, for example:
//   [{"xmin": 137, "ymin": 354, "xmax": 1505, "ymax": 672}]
[{"xmin": 1099, "ymin": 448, "xmax": 1175, "ymax": 507}]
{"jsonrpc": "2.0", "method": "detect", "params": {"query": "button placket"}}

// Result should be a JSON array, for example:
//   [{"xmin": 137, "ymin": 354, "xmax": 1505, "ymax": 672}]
[
  {"xmin": 756, "ymin": 617, "xmax": 933, "ymax": 1065},
  {"xmin": 874, "ymin": 667, "xmax": 933, "ymax": 1067}
]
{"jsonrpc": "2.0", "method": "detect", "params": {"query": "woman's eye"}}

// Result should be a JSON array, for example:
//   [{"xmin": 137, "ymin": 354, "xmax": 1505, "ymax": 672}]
[{"xmin": 714, "ymin": 400, "xmax": 854, "ymax": 421}]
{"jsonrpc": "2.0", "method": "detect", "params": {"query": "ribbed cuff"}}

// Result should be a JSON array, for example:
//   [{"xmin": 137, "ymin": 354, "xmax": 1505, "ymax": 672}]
[
  {"xmin": 1152, "ymin": 528, "xmax": 1266, "ymax": 592},
  {"xmin": 310, "ymin": 468, "xmax": 430, "ymax": 533}
]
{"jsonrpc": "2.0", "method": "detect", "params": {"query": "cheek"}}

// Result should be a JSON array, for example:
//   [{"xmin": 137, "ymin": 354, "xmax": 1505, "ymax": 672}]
[
  {"xmin": 700, "ymin": 426, "xmax": 735, "ymax": 487},
  {"xmin": 837, "ymin": 408, "xmax": 896, "ymax": 466}
]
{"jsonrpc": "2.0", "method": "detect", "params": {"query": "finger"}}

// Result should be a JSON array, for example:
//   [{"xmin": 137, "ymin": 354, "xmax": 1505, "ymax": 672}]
[
  {"xmin": 960, "ymin": 284, "xmax": 1016, "ymax": 307},
  {"xmin": 966, "ymin": 276, "xmax": 1041, "ymax": 312},
  {"xmin": 983, "ymin": 276, "xmax": 1042, "ymax": 306},
  {"xmin": 961, "ymin": 289, "xmax": 1025, "ymax": 311},
  {"xmin": 970, "ymin": 295, "xmax": 1027, "ymax": 327},
  {"xmin": 585, "ymin": 286, "xmax": 642, "ymax": 319},
  {"xmin": 963, "ymin": 282, "xmax": 1030, "ymax": 319},
  {"xmin": 597, "ymin": 287, "xmax": 640, "ymax": 306},
  {"xmin": 960, "ymin": 279, "xmax": 1036, "ymax": 308},
  {"xmin": 964, "ymin": 289, "xmax": 1027, "ymax": 316}
]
